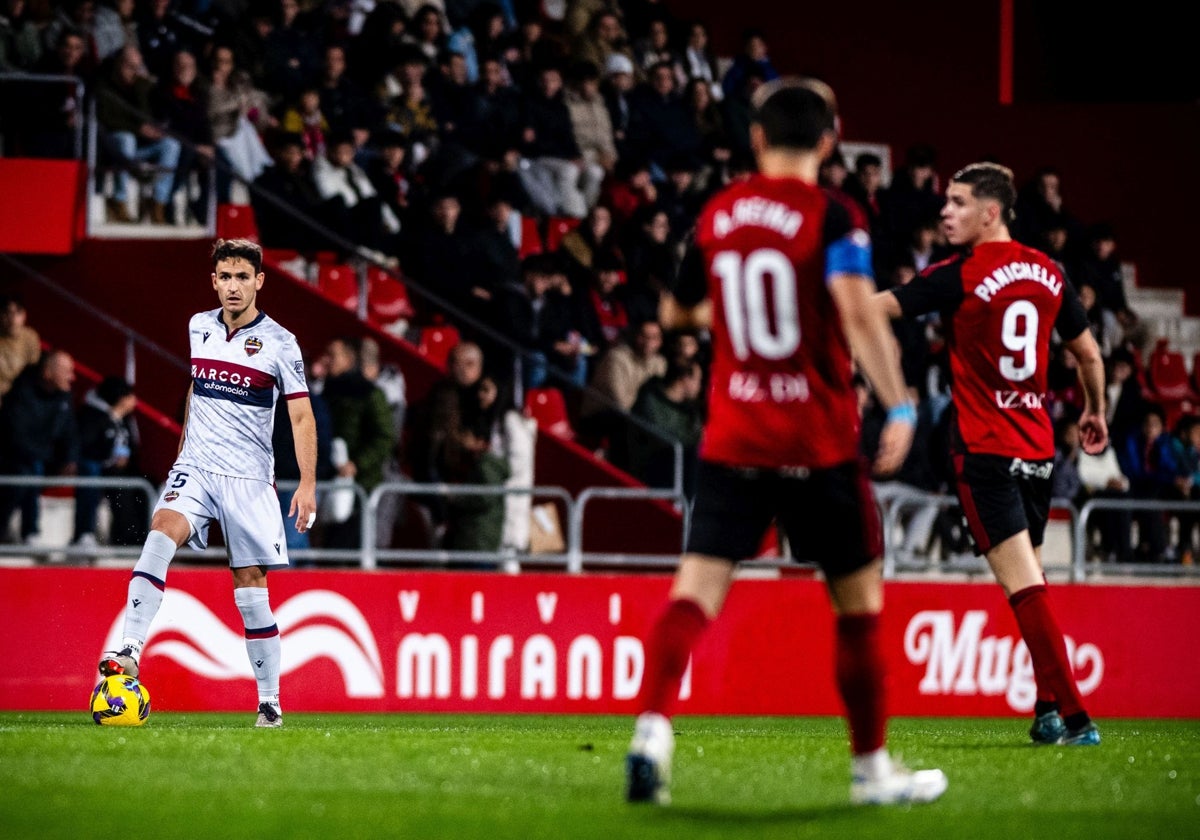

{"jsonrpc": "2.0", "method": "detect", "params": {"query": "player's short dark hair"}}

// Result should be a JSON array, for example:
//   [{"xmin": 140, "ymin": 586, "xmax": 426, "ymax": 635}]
[
  {"xmin": 211, "ymin": 238, "xmax": 263, "ymax": 273},
  {"xmin": 751, "ymin": 77, "xmax": 837, "ymax": 153},
  {"xmin": 951, "ymin": 162, "xmax": 1017, "ymax": 225}
]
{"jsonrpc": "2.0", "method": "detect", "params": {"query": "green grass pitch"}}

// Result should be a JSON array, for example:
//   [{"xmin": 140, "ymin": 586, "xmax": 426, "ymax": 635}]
[{"xmin": 2, "ymin": 713, "xmax": 1197, "ymax": 839}]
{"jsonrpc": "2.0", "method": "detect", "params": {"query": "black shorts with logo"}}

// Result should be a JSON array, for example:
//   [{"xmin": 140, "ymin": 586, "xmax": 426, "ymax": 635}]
[
  {"xmin": 686, "ymin": 458, "xmax": 883, "ymax": 578},
  {"xmin": 952, "ymin": 451, "xmax": 1053, "ymax": 555}
]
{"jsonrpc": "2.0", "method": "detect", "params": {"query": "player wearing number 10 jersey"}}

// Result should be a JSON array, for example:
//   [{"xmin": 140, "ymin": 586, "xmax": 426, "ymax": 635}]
[
  {"xmin": 879, "ymin": 162, "xmax": 1108, "ymax": 747},
  {"xmin": 625, "ymin": 78, "xmax": 946, "ymax": 808}
]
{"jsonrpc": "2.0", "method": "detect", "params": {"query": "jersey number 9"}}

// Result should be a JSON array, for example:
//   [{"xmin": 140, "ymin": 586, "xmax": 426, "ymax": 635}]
[{"xmin": 999, "ymin": 300, "xmax": 1039, "ymax": 382}]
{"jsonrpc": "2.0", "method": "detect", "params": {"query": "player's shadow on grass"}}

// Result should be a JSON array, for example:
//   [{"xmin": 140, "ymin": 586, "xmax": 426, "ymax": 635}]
[{"xmin": 653, "ymin": 803, "xmax": 860, "ymax": 826}]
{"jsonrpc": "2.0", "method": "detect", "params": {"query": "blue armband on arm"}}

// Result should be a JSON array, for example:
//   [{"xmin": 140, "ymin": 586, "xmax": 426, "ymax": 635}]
[
  {"xmin": 824, "ymin": 230, "xmax": 874, "ymax": 283},
  {"xmin": 886, "ymin": 402, "xmax": 917, "ymax": 426}
]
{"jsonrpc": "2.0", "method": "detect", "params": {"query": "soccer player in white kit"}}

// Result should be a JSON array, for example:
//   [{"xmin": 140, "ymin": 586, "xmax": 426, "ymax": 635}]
[{"xmin": 99, "ymin": 239, "xmax": 318, "ymax": 728}]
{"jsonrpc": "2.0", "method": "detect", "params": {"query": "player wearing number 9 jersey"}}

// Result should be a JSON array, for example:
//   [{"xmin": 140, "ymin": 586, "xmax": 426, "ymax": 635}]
[
  {"xmin": 625, "ymin": 77, "xmax": 947, "ymax": 809},
  {"xmin": 878, "ymin": 162, "xmax": 1108, "ymax": 748}
]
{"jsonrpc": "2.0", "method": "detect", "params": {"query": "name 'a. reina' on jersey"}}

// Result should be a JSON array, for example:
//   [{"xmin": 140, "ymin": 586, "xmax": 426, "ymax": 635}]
[
  {"xmin": 891, "ymin": 240, "xmax": 1090, "ymax": 460},
  {"xmin": 178, "ymin": 309, "xmax": 308, "ymax": 482},
  {"xmin": 675, "ymin": 175, "xmax": 873, "ymax": 470}
]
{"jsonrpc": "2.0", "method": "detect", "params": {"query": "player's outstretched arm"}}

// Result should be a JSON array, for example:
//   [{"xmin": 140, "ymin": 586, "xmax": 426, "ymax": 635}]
[
  {"xmin": 287, "ymin": 396, "xmax": 319, "ymax": 532},
  {"xmin": 1065, "ymin": 328, "xmax": 1109, "ymax": 455},
  {"xmin": 830, "ymin": 274, "xmax": 915, "ymax": 476}
]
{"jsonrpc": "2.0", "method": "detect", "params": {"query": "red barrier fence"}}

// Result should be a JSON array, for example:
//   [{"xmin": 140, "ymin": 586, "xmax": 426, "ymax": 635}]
[{"xmin": 12, "ymin": 568, "xmax": 1198, "ymax": 717}]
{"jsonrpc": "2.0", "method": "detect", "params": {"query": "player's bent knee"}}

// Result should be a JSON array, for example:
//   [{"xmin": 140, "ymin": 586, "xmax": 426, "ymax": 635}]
[
  {"xmin": 150, "ymin": 509, "xmax": 192, "ymax": 547},
  {"xmin": 232, "ymin": 565, "xmax": 268, "ymax": 587}
]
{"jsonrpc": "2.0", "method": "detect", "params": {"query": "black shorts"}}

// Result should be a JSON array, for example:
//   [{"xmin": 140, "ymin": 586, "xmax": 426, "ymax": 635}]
[
  {"xmin": 953, "ymin": 452, "xmax": 1053, "ymax": 555},
  {"xmin": 686, "ymin": 458, "xmax": 883, "ymax": 578}
]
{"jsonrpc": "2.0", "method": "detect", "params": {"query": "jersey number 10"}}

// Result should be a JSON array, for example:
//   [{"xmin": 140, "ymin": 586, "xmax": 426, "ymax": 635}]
[{"xmin": 713, "ymin": 249, "xmax": 800, "ymax": 361}]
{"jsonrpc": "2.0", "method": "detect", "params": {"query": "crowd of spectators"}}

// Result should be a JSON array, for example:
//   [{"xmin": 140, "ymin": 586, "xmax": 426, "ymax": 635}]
[
  {"xmin": 3, "ymin": 2, "xmax": 1197, "ymax": 563},
  {"xmin": 0, "ymin": 295, "xmax": 148, "ymax": 552}
]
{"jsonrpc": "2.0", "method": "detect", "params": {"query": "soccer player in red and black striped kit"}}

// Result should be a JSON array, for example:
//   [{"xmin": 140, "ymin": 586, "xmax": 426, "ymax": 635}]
[
  {"xmin": 878, "ymin": 162, "xmax": 1107, "ymax": 746},
  {"xmin": 624, "ymin": 78, "xmax": 947, "ymax": 807}
]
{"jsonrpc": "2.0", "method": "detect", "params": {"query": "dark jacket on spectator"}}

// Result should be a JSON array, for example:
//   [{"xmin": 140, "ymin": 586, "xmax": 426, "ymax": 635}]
[
  {"xmin": 462, "ymin": 83, "xmax": 524, "ymax": 159},
  {"xmin": 522, "ymin": 89, "xmax": 580, "ymax": 160},
  {"xmin": 627, "ymin": 84, "xmax": 701, "ymax": 169},
  {"xmin": 272, "ymin": 389, "xmax": 334, "ymax": 482},
  {"xmin": 0, "ymin": 365, "xmax": 79, "ymax": 468},
  {"xmin": 252, "ymin": 161, "xmax": 327, "ymax": 251},
  {"xmin": 96, "ymin": 69, "xmax": 155, "ymax": 136},
  {"xmin": 154, "ymin": 76, "xmax": 212, "ymax": 145},
  {"xmin": 322, "ymin": 369, "xmax": 396, "ymax": 492}
]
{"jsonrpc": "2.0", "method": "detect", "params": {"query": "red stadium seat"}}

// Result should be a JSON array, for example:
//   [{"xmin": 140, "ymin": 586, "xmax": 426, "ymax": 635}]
[
  {"xmin": 524, "ymin": 387, "xmax": 575, "ymax": 440},
  {"xmin": 1147, "ymin": 338, "xmax": 1195, "ymax": 400},
  {"xmin": 518, "ymin": 215, "xmax": 544, "ymax": 257},
  {"xmin": 1191, "ymin": 352, "xmax": 1200, "ymax": 396},
  {"xmin": 215, "ymin": 204, "xmax": 259, "ymax": 242},
  {"xmin": 317, "ymin": 264, "xmax": 360, "ymax": 312},
  {"xmin": 544, "ymin": 216, "xmax": 581, "ymax": 252},
  {"xmin": 417, "ymin": 325, "xmax": 460, "ymax": 369},
  {"xmin": 366, "ymin": 268, "xmax": 416, "ymax": 325}
]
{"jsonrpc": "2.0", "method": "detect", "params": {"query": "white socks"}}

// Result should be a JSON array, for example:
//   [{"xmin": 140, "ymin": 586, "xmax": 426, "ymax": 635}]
[
  {"xmin": 122, "ymin": 530, "xmax": 176, "ymax": 646},
  {"xmin": 234, "ymin": 587, "xmax": 282, "ymax": 705}
]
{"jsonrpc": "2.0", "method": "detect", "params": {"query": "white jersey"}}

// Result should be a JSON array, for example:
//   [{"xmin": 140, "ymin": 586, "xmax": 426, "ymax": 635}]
[{"xmin": 177, "ymin": 309, "xmax": 308, "ymax": 483}]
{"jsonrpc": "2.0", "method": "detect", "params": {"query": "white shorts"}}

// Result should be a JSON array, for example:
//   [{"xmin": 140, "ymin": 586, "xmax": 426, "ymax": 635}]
[{"xmin": 154, "ymin": 464, "xmax": 289, "ymax": 568}]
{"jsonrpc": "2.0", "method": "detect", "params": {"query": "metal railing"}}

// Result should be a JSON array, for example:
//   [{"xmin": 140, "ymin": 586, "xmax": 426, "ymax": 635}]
[
  {"xmin": 0, "ymin": 475, "xmax": 677, "ymax": 570},
  {"xmin": 0, "ymin": 475, "xmax": 157, "ymax": 560},
  {"xmin": 9, "ymin": 474, "xmax": 1200, "ymax": 580},
  {"xmin": 568, "ymin": 486, "xmax": 690, "ymax": 573},
  {"xmin": 364, "ymin": 481, "xmax": 574, "ymax": 570},
  {"xmin": 1073, "ymin": 497, "xmax": 1200, "ymax": 579},
  {"xmin": 878, "ymin": 485, "xmax": 1078, "ymax": 579}
]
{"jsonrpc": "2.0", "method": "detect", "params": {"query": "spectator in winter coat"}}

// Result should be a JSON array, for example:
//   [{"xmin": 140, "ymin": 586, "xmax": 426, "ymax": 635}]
[{"xmin": 0, "ymin": 350, "xmax": 79, "ymax": 544}]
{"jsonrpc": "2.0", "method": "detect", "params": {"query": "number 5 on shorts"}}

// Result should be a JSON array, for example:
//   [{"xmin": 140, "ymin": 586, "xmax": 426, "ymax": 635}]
[{"xmin": 170, "ymin": 471, "xmax": 189, "ymax": 489}]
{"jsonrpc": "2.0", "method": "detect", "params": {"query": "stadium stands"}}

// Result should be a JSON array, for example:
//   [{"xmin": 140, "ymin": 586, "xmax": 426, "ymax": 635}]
[
  {"xmin": 417, "ymin": 324, "xmax": 461, "ymax": 370},
  {"xmin": 524, "ymin": 387, "xmax": 575, "ymax": 441},
  {"xmin": 215, "ymin": 203, "xmax": 259, "ymax": 242}
]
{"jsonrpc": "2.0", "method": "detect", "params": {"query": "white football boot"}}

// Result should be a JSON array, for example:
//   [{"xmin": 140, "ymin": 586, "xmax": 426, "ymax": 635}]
[
  {"xmin": 625, "ymin": 712, "xmax": 675, "ymax": 805},
  {"xmin": 850, "ymin": 749, "xmax": 947, "ymax": 805}
]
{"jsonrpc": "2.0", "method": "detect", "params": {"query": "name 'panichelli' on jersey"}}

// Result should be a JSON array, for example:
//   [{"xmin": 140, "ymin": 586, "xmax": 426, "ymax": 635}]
[{"xmin": 178, "ymin": 309, "xmax": 308, "ymax": 482}]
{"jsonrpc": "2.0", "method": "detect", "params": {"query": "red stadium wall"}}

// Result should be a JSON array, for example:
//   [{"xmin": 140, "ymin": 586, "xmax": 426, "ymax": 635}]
[
  {"xmin": 673, "ymin": 0, "xmax": 1200, "ymax": 311},
  {"xmin": 12, "ymin": 568, "xmax": 1198, "ymax": 718}
]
